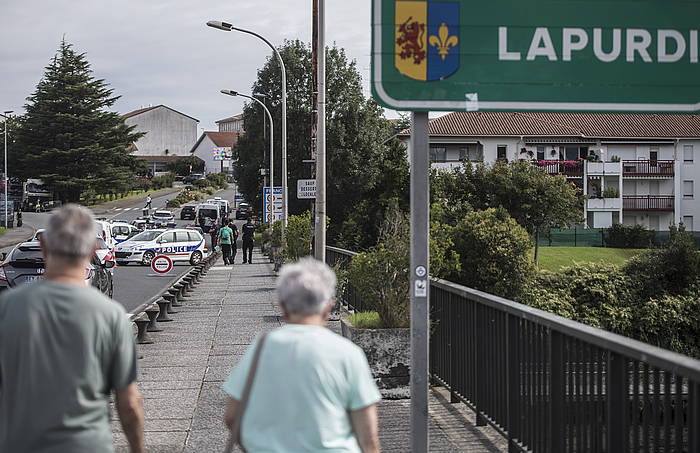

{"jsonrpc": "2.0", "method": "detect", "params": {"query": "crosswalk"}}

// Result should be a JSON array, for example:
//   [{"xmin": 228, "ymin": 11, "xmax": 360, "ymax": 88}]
[{"xmin": 113, "ymin": 207, "xmax": 135, "ymax": 211}]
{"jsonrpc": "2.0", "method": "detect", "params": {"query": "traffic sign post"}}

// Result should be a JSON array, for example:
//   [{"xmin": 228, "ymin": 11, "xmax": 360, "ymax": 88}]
[
  {"xmin": 263, "ymin": 186, "xmax": 283, "ymax": 224},
  {"xmin": 297, "ymin": 179, "xmax": 316, "ymax": 199},
  {"xmin": 151, "ymin": 255, "xmax": 173, "ymax": 275},
  {"xmin": 372, "ymin": 0, "xmax": 700, "ymax": 112}
]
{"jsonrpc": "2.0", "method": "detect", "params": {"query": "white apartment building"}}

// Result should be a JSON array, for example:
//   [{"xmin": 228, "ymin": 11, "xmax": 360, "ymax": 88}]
[
  {"xmin": 216, "ymin": 114, "xmax": 245, "ymax": 133},
  {"xmin": 400, "ymin": 112, "xmax": 700, "ymax": 231},
  {"xmin": 190, "ymin": 131, "xmax": 241, "ymax": 176}
]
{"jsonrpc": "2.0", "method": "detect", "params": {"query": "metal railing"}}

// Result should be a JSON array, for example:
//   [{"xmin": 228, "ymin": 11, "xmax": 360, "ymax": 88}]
[
  {"xmin": 327, "ymin": 246, "xmax": 700, "ymax": 453},
  {"xmin": 623, "ymin": 195, "xmax": 675, "ymax": 211},
  {"xmin": 326, "ymin": 246, "xmax": 373, "ymax": 312},
  {"xmin": 536, "ymin": 160, "xmax": 584, "ymax": 177},
  {"xmin": 622, "ymin": 160, "xmax": 675, "ymax": 177}
]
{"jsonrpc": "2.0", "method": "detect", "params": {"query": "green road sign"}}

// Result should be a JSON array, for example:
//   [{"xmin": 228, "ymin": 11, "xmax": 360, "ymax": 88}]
[{"xmin": 371, "ymin": 0, "xmax": 700, "ymax": 112}]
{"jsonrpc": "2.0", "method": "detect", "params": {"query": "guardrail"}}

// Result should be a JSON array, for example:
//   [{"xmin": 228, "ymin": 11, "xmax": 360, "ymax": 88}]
[
  {"xmin": 326, "ymin": 246, "xmax": 700, "ymax": 453},
  {"xmin": 622, "ymin": 160, "xmax": 675, "ymax": 177},
  {"xmin": 623, "ymin": 195, "xmax": 675, "ymax": 211}
]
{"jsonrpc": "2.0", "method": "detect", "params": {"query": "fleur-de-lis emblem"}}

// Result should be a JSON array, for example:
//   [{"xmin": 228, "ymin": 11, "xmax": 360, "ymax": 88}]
[{"xmin": 428, "ymin": 23, "xmax": 458, "ymax": 60}]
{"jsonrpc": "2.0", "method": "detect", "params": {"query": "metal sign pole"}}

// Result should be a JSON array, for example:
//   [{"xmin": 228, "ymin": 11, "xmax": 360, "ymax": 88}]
[
  {"xmin": 313, "ymin": 0, "xmax": 326, "ymax": 262},
  {"xmin": 410, "ymin": 110, "xmax": 429, "ymax": 453}
]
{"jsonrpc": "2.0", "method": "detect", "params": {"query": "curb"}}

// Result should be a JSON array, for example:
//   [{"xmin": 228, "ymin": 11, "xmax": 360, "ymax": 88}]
[
  {"xmin": 0, "ymin": 222, "xmax": 38, "ymax": 250},
  {"xmin": 127, "ymin": 250, "xmax": 222, "ymax": 344}
]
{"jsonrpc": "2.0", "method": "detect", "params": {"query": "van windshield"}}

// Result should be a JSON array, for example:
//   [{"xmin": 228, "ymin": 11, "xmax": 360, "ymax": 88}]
[{"xmin": 198, "ymin": 209, "xmax": 218, "ymax": 219}]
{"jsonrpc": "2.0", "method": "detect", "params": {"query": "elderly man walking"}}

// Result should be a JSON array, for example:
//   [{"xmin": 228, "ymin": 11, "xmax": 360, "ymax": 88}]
[
  {"xmin": 223, "ymin": 258, "xmax": 381, "ymax": 452},
  {"xmin": 0, "ymin": 204, "xmax": 144, "ymax": 453}
]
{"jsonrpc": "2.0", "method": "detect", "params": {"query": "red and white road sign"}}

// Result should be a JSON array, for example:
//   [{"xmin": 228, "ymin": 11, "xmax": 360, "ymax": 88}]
[{"xmin": 151, "ymin": 255, "xmax": 173, "ymax": 274}]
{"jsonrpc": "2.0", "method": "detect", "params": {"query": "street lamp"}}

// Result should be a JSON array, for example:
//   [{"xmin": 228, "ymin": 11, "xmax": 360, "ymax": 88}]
[
  {"xmin": 207, "ymin": 20, "xmax": 288, "ymax": 239},
  {"xmin": 1, "ymin": 111, "xmax": 12, "ymax": 228},
  {"xmin": 221, "ymin": 90, "xmax": 275, "ymax": 225}
]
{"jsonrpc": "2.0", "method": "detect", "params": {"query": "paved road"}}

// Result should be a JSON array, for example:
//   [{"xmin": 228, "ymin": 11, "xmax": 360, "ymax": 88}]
[{"xmin": 1, "ymin": 185, "xmax": 243, "ymax": 314}]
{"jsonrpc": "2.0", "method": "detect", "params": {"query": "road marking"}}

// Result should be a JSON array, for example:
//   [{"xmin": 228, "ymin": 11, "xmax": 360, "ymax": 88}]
[{"xmin": 115, "ymin": 208, "xmax": 123, "ymax": 211}]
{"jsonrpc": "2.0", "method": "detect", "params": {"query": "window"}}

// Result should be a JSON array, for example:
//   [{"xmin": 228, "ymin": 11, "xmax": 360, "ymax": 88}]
[
  {"xmin": 459, "ymin": 145, "xmax": 483, "ymax": 162},
  {"xmin": 684, "ymin": 145, "xmax": 694, "ymax": 163},
  {"xmin": 159, "ymin": 232, "xmax": 176, "ymax": 243},
  {"xmin": 175, "ymin": 232, "xmax": 191, "ymax": 242},
  {"xmin": 650, "ymin": 147, "xmax": 658, "ymax": 162},
  {"xmin": 188, "ymin": 231, "xmax": 202, "ymax": 242},
  {"xmin": 683, "ymin": 216, "xmax": 693, "ymax": 231},
  {"xmin": 497, "ymin": 145, "xmax": 507, "ymax": 161},
  {"xmin": 536, "ymin": 146, "xmax": 545, "ymax": 160},
  {"xmin": 684, "ymin": 180, "xmax": 694, "ymax": 199},
  {"xmin": 458, "ymin": 147, "xmax": 468, "ymax": 161},
  {"xmin": 429, "ymin": 146, "xmax": 447, "ymax": 162}
]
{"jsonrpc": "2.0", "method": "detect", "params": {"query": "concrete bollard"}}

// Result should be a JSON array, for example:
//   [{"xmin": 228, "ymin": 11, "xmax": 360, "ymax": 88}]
[
  {"xmin": 145, "ymin": 303, "xmax": 163, "ymax": 332},
  {"xmin": 169, "ymin": 285, "xmax": 183, "ymax": 306},
  {"xmin": 134, "ymin": 312, "xmax": 153, "ymax": 344},
  {"xmin": 163, "ymin": 291, "xmax": 179, "ymax": 312},
  {"xmin": 155, "ymin": 298, "xmax": 173, "ymax": 322}
]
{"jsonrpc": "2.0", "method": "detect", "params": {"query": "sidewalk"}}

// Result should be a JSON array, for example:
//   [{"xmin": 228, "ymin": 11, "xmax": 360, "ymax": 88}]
[
  {"xmin": 0, "ymin": 220, "xmax": 37, "ymax": 250},
  {"xmin": 113, "ymin": 251, "xmax": 507, "ymax": 452}
]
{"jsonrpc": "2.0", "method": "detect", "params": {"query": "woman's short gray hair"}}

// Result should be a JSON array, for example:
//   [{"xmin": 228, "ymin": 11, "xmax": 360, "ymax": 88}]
[
  {"xmin": 42, "ymin": 204, "xmax": 96, "ymax": 263},
  {"xmin": 277, "ymin": 257, "xmax": 337, "ymax": 317}
]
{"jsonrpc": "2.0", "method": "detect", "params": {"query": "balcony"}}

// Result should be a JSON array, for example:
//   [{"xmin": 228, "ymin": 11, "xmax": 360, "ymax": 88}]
[
  {"xmin": 587, "ymin": 197, "xmax": 621, "ymax": 211},
  {"xmin": 622, "ymin": 160, "xmax": 674, "ymax": 177},
  {"xmin": 586, "ymin": 161, "xmax": 621, "ymax": 175},
  {"xmin": 536, "ymin": 160, "xmax": 583, "ymax": 177},
  {"xmin": 623, "ymin": 195, "xmax": 674, "ymax": 211}
]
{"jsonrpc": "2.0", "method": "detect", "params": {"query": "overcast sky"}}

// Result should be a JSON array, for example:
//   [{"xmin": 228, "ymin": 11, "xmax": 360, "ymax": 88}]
[{"xmin": 0, "ymin": 0, "xmax": 388, "ymax": 132}]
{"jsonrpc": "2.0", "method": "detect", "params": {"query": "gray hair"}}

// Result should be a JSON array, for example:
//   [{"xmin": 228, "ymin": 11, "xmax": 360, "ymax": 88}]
[
  {"xmin": 42, "ymin": 204, "xmax": 96, "ymax": 263},
  {"xmin": 277, "ymin": 257, "xmax": 337, "ymax": 317}
]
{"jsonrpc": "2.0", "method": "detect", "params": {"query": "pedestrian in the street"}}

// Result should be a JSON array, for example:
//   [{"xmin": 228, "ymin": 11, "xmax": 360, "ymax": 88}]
[
  {"xmin": 241, "ymin": 217, "xmax": 255, "ymax": 264},
  {"xmin": 16, "ymin": 208, "xmax": 22, "ymax": 227},
  {"xmin": 0, "ymin": 204, "xmax": 144, "ymax": 453},
  {"xmin": 219, "ymin": 221, "xmax": 234, "ymax": 265},
  {"xmin": 222, "ymin": 258, "xmax": 381, "ymax": 453},
  {"xmin": 229, "ymin": 221, "xmax": 239, "ymax": 263},
  {"xmin": 145, "ymin": 194, "xmax": 152, "ymax": 210},
  {"xmin": 210, "ymin": 220, "xmax": 219, "ymax": 250},
  {"xmin": 34, "ymin": 201, "xmax": 41, "ymax": 213}
]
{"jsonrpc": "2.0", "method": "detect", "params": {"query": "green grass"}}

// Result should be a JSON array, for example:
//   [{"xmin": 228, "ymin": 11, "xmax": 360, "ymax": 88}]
[
  {"xmin": 0, "ymin": 226, "xmax": 6, "ymax": 236},
  {"xmin": 534, "ymin": 246, "xmax": 645, "ymax": 272},
  {"xmin": 347, "ymin": 311, "xmax": 382, "ymax": 329}
]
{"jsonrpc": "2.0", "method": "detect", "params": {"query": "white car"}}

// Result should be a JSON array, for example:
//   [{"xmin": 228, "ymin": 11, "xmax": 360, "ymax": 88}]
[
  {"xmin": 114, "ymin": 228, "xmax": 206, "ymax": 266},
  {"xmin": 152, "ymin": 210, "xmax": 175, "ymax": 222},
  {"xmin": 111, "ymin": 222, "xmax": 139, "ymax": 244}
]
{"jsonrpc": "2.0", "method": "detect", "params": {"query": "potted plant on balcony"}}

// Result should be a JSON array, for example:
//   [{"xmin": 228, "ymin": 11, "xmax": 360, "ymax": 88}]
[{"xmin": 602, "ymin": 187, "xmax": 619, "ymax": 198}]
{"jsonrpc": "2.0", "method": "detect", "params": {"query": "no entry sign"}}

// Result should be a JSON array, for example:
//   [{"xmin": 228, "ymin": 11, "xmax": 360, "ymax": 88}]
[{"xmin": 151, "ymin": 255, "xmax": 173, "ymax": 274}]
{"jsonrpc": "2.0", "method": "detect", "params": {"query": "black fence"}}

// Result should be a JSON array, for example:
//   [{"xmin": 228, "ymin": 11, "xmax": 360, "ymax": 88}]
[
  {"xmin": 538, "ymin": 228, "xmax": 700, "ymax": 249},
  {"xmin": 327, "ymin": 246, "xmax": 700, "ymax": 453},
  {"xmin": 326, "ymin": 246, "xmax": 373, "ymax": 312}
]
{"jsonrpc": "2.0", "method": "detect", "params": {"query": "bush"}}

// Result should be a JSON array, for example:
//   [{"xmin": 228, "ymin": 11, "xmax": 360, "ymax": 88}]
[
  {"xmin": 285, "ymin": 212, "xmax": 313, "ymax": 260},
  {"xmin": 604, "ymin": 223, "xmax": 655, "ymax": 248},
  {"xmin": 602, "ymin": 187, "xmax": 619, "ymax": 198},
  {"xmin": 347, "ymin": 206, "xmax": 409, "ymax": 328},
  {"xmin": 166, "ymin": 199, "xmax": 181, "ymax": 208},
  {"xmin": 451, "ymin": 208, "xmax": 534, "ymax": 299},
  {"xmin": 167, "ymin": 156, "xmax": 205, "ymax": 176},
  {"xmin": 629, "ymin": 294, "xmax": 700, "ymax": 357},
  {"xmin": 624, "ymin": 223, "xmax": 700, "ymax": 300},
  {"xmin": 151, "ymin": 172, "xmax": 175, "ymax": 190},
  {"xmin": 193, "ymin": 179, "xmax": 209, "ymax": 190},
  {"xmin": 347, "ymin": 311, "xmax": 382, "ymax": 329}
]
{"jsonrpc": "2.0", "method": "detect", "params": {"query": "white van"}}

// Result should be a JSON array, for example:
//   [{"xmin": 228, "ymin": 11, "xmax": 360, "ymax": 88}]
[
  {"xmin": 111, "ymin": 222, "xmax": 139, "ymax": 244},
  {"xmin": 195, "ymin": 203, "xmax": 220, "ymax": 233},
  {"xmin": 206, "ymin": 198, "xmax": 230, "ymax": 217},
  {"xmin": 95, "ymin": 220, "xmax": 116, "ymax": 250}
]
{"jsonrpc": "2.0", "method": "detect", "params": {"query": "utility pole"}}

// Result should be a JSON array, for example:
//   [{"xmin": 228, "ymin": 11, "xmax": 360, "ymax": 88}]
[
  {"xmin": 1, "ymin": 111, "xmax": 12, "ymax": 229},
  {"xmin": 313, "ymin": 0, "xmax": 326, "ymax": 262},
  {"xmin": 310, "ymin": 0, "xmax": 318, "ymax": 256}
]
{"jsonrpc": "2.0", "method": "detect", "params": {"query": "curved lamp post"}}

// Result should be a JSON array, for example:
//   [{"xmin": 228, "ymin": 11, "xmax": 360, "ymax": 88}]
[
  {"xmin": 221, "ymin": 90, "xmax": 274, "ymax": 225},
  {"xmin": 0, "ymin": 111, "xmax": 12, "ymax": 228},
  {"xmin": 208, "ymin": 21, "xmax": 288, "ymax": 239}
]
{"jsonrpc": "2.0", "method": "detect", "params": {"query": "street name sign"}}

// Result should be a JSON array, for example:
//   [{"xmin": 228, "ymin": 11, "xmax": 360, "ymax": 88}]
[
  {"xmin": 297, "ymin": 179, "xmax": 316, "ymax": 199},
  {"xmin": 263, "ymin": 186, "xmax": 283, "ymax": 223},
  {"xmin": 371, "ymin": 0, "xmax": 700, "ymax": 112}
]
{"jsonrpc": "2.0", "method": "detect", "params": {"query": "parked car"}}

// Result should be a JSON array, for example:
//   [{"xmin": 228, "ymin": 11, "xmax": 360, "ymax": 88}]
[
  {"xmin": 235, "ymin": 202, "xmax": 252, "ymax": 220},
  {"xmin": 180, "ymin": 205, "xmax": 196, "ymax": 220},
  {"xmin": 111, "ymin": 222, "xmax": 139, "ymax": 244},
  {"xmin": 182, "ymin": 173, "xmax": 205, "ymax": 184},
  {"xmin": 115, "ymin": 228, "xmax": 206, "ymax": 266},
  {"xmin": 152, "ymin": 210, "xmax": 175, "ymax": 222},
  {"xmin": 0, "ymin": 241, "xmax": 114, "ymax": 296}
]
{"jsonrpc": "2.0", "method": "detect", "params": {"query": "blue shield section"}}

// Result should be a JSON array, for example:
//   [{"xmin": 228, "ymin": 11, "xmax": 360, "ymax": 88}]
[{"xmin": 427, "ymin": 1, "xmax": 460, "ymax": 81}]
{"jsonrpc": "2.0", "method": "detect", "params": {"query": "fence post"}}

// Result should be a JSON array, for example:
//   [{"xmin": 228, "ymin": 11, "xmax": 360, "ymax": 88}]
[
  {"xmin": 474, "ymin": 303, "xmax": 486, "ymax": 426},
  {"xmin": 606, "ymin": 351, "xmax": 628, "ymax": 452},
  {"xmin": 549, "ymin": 330, "xmax": 565, "ymax": 453},
  {"xmin": 507, "ymin": 315, "xmax": 521, "ymax": 452},
  {"xmin": 449, "ymin": 292, "xmax": 459, "ymax": 403}
]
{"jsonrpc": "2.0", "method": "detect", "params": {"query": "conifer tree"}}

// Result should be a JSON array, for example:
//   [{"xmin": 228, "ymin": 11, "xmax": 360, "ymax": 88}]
[{"xmin": 16, "ymin": 40, "xmax": 143, "ymax": 202}]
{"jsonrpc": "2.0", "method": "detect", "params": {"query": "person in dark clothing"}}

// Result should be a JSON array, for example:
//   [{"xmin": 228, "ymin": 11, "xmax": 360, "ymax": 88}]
[
  {"xmin": 241, "ymin": 218, "xmax": 255, "ymax": 264},
  {"xmin": 16, "ymin": 209, "xmax": 22, "ymax": 227},
  {"xmin": 210, "ymin": 220, "xmax": 219, "ymax": 250},
  {"xmin": 230, "ymin": 221, "xmax": 239, "ymax": 263}
]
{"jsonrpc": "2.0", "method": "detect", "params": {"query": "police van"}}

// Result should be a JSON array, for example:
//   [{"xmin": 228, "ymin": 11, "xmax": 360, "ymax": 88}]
[{"xmin": 114, "ymin": 228, "xmax": 206, "ymax": 266}]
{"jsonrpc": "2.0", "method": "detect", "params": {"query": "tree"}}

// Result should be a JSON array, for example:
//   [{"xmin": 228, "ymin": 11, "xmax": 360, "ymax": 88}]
[
  {"xmin": 167, "ymin": 156, "xmax": 205, "ymax": 176},
  {"xmin": 234, "ymin": 40, "xmax": 409, "ymax": 248},
  {"xmin": 433, "ymin": 161, "xmax": 582, "ymax": 265},
  {"xmin": 15, "ymin": 40, "xmax": 143, "ymax": 202}
]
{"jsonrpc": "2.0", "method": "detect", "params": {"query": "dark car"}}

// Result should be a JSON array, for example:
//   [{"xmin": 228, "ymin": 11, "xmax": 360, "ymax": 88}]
[
  {"xmin": 235, "ymin": 203, "xmax": 252, "ymax": 220},
  {"xmin": 0, "ymin": 241, "xmax": 115, "ymax": 297},
  {"xmin": 180, "ymin": 205, "xmax": 196, "ymax": 220},
  {"xmin": 182, "ymin": 173, "xmax": 204, "ymax": 184}
]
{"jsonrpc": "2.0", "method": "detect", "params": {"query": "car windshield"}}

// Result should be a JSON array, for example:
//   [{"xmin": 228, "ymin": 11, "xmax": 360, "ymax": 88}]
[
  {"xmin": 198, "ymin": 209, "xmax": 217, "ymax": 218},
  {"xmin": 11, "ymin": 245, "xmax": 44, "ymax": 263},
  {"xmin": 129, "ymin": 230, "xmax": 164, "ymax": 242}
]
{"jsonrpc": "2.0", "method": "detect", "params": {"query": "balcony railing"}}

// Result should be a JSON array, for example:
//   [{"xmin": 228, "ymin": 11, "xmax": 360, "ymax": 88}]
[
  {"xmin": 536, "ymin": 160, "xmax": 583, "ymax": 177},
  {"xmin": 623, "ymin": 195, "xmax": 674, "ymax": 211},
  {"xmin": 622, "ymin": 160, "xmax": 675, "ymax": 177}
]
